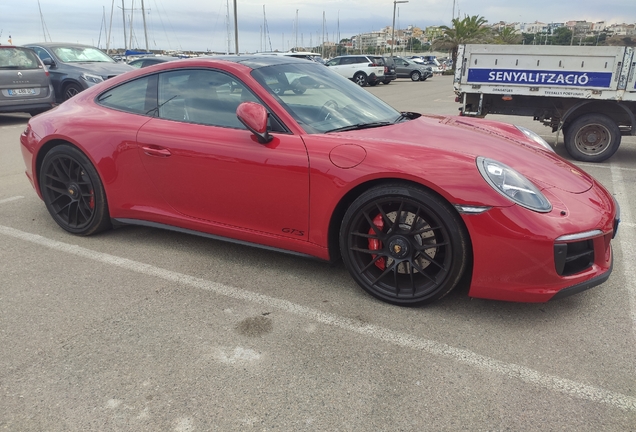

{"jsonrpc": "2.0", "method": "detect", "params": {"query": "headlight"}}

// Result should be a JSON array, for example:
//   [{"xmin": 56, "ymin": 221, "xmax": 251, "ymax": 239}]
[
  {"xmin": 80, "ymin": 73, "xmax": 104, "ymax": 84},
  {"xmin": 515, "ymin": 125, "xmax": 554, "ymax": 152},
  {"xmin": 477, "ymin": 157, "xmax": 552, "ymax": 213}
]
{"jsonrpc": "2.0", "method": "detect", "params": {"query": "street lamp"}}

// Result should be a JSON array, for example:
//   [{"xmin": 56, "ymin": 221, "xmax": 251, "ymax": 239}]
[{"xmin": 391, "ymin": 0, "xmax": 408, "ymax": 57}]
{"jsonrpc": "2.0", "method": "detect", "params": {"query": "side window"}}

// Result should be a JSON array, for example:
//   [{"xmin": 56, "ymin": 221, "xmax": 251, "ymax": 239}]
[
  {"xmin": 158, "ymin": 69, "xmax": 258, "ymax": 129},
  {"xmin": 30, "ymin": 47, "xmax": 52, "ymax": 62},
  {"xmin": 97, "ymin": 75, "xmax": 156, "ymax": 115},
  {"xmin": 326, "ymin": 58, "xmax": 340, "ymax": 66}
]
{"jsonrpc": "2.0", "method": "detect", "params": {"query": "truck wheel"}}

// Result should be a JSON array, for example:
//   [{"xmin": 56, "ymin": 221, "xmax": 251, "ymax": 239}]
[{"xmin": 564, "ymin": 114, "xmax": 621, "ymax": 162}]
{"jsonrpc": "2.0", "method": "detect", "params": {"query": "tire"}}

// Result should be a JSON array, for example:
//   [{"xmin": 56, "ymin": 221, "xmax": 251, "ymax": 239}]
[
  {"xmin": 420, "ymin": 76, "xmax": 427, "ymax": 81},
  {"xmin": 564, "ymin": 114, "xmax": 621, "ymax": 162},
  {"xmin": 292, "ymin": 88, "xmax": 306, "ymax": 94},
  {"xmin": 353, "ymin": 72, "xmax": 368, "ymax": 87},
  {"xmin": 410, "ymin": 71, "xmax": 421, "ymax": 82},
  {"xmin": 340, "ymin": 184, "xmax": 469, "ymax": 306},
  {"xmin": 63, "ymin": 83, "xmax": 83, "ymax": 101},
  {"xmin": 382, "ymin": 80, "xmax": 391, "ymax": 85},
  {"xmin": 39, "ymin": 144, "xmax": 111, "ymax": 236},
  {"xmin": 368, "ymin": 81, "xmax": 378, "ymax": 87}
]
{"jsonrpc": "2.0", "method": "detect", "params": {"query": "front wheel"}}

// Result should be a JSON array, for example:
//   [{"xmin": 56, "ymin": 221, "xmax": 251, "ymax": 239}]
[
  {"xmin": 410, "ymin": 71, "xmax": 421, "ymax": 81},
  {"xmin": 340, "ymin": 184, "xmax": 469, "ymax": 306},
  {"xmin": 39, "ymin": 144, "xmax": 111, "ymax": 235},
  {"xmin": 63, "ymin": 83, "xmax": 83, "ymax": 101},
  {"xmin": 564, "ymin": 114, "xmax": 621, "ymax": 162}
]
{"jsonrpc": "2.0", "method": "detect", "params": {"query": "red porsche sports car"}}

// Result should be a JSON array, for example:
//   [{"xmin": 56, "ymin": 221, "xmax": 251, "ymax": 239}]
[{"xmin": 20, "ymin": 56, "xmax": 619, "ymax": 306}]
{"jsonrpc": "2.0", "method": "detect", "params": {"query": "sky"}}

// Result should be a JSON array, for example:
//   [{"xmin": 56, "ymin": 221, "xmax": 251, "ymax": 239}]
[{"xmin": 1, "ymin": 0, "xmax": 635, "ymax": 53}]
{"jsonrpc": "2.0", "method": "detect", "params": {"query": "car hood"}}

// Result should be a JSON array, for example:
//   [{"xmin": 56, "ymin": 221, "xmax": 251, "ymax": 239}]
[
  {"xmin": 63, "ymin": 61, "xmax": 134, "ymax": 78},
  {"xmin": 337, "ymin": 114, "xmax": 595, "ymax": 194}
]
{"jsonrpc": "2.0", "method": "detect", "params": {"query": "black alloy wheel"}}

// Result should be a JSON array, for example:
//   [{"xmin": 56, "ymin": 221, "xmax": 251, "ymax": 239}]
[
  {"xmin": 39, "ymin": 145, "xmax": 111, "ymax": 235},
  {"xmin": 340, "ymin": 184, "xmax": 469, "ymax": 306}
]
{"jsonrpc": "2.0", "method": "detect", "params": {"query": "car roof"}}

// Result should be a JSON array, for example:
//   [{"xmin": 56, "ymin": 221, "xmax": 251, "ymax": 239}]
[
  {"xmin": 24, "ymin": 42, "xmax": 100, "ymax": 49},
  {"xmin": 198, "ymin": 55, "xmax": 316, "ymax": 69}
]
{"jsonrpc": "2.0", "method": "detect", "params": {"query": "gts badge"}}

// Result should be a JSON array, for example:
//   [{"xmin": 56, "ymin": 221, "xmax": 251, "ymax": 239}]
[{"xmin": 282, "ymin": 228, "xmax": 305, "ymax": 237}]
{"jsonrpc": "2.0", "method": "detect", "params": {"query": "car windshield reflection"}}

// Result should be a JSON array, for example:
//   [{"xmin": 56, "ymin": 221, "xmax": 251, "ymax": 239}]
[{"xmin": 251, "ymin": 63, "xmax": 401, "ymax": 134}]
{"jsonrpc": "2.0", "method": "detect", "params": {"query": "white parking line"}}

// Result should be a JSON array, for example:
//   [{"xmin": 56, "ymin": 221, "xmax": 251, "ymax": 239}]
[
  {"xmin": 0, "ymin": 223, "xmax": 634, "ymax": 412},
  {"xmin": 0, "ymin": 196, "xmax": 24, "ymax": 205},
  {"xmin": 610, "ymin": 165, "xmax": 636, "ymax": 343},
  {"xmin": 577, "ymin": 162, "xmax": 636, "ymax": 172}
]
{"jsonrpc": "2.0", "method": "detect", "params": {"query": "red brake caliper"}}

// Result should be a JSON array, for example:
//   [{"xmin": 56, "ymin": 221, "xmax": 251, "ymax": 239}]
[{"xmin": 368, "ymin": 214, "xmax": 385, "ymax": 270}]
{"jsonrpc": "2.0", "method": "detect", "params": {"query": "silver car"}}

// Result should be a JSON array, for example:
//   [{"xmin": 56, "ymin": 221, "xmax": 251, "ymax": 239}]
[
  {"xmin": 0, "ymin": 46, "xmax": 55, "ymax": 116},
  {"xmin": 25, "ymin": 42, "xmax": 134, "ymax": 102}
]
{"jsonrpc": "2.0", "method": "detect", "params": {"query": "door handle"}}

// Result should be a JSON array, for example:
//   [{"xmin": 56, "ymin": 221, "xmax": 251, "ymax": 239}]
[{"xmin": 141, "ymin": 145, "xmax": 172, "ymax": 157}]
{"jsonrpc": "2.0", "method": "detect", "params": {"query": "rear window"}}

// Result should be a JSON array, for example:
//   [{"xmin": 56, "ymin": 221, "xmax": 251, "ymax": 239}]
[{"xmin": 0, "ymin": 47, "xmax": 41, "ymax": 69}]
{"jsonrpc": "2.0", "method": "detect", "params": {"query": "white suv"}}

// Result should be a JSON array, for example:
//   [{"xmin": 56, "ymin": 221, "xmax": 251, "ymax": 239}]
[{"xmin": 325, "ymin": 55, "xmax": 385, "ymax": 87}]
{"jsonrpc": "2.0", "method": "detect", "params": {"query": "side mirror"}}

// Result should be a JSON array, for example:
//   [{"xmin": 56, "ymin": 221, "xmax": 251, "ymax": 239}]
[
  {"xmin": 236, "ymin": 101, "xmax": 273, "ymax": 144},
  {"xmin": 42, "ymin": 58, "xmax": 55, "ymax": 67}
]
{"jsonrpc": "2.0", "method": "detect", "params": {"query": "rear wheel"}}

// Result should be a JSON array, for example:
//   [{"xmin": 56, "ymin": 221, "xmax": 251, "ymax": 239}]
[
  {"xmin": 353, "ymin": 72, "xmax": 368, "ymax": 87},
  {"xmin": 340, "ymin": 184, "xmax": 469, "ymax": 306},
  {"xmin": 564, "ymin": 114, "xmax": 621, "ymax": 162},
  {"xmin": 39, "ymin": 145, "xmax": 111, "ymax": 235}
]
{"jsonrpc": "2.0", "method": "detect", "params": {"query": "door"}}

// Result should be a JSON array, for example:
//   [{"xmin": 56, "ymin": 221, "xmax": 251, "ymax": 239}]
[{"xmin": 136, "ymin": 68, "xmax": 310, "ymax": 239}]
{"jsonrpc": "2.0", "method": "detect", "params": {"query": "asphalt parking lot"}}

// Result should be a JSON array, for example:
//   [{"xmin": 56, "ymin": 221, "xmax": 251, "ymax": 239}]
[{"xmin": 1, "ymin": 75, "xmax": 635, "ymax": 431}]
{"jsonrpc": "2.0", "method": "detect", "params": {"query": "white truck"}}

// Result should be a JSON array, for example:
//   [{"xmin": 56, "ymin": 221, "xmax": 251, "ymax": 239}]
[{"xmin": 454, "ymin": 44, "xmax": 636, "ymax": 162}]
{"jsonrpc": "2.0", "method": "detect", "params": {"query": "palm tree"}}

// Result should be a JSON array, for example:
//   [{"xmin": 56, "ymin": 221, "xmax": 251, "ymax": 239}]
[
  {"xmin": 494, "ymin": 27, "xmax": 522, "ymax": 45},
  {"xmin": 433, "ymin": 15, "xmax": 490, "ymax": 70}
]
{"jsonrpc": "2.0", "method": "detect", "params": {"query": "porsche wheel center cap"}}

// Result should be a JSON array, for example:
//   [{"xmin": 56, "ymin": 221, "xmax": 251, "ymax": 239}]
[
  {"xmin": 388, "ymin": 237, "xmax": 410, "ymax": 259},
  {"xmin": 68, "ymin": 184, "xmax": 79, "ymax": 198}
]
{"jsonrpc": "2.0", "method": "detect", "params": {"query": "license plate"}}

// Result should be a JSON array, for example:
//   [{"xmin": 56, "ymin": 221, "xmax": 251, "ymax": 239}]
[{"xmin": 8, "ymin": 88, "xmax": 36, "ymax": 96}]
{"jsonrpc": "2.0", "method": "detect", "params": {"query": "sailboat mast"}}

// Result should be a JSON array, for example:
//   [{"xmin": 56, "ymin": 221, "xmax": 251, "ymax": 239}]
[
  {"xmin": 141, "ymin": 0, "xmax": 149, "ymax": 52},
  {"xmin": 321, "ymin": 12, "xmax": 325, "ymax": 58},
  {"xmin": 38, "ymin": 0, "xmax": 47, "ymax": 42},
  {"xmin": 107, "ymin": 0, "xmax": 115, "ymax": 54},
  {"xmin": 226, "ymin": 0, "xmax": 230, "ymax": 55},
  {"xmin": 121, "ymin": 0, "xmax": 128, "ymax": 50},
  {"xmin": 129, "ymin": 0, "xmax": 135, "ymax": 49}
]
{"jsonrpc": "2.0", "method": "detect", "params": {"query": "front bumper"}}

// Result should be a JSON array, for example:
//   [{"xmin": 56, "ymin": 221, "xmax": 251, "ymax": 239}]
[{"xmin": 460, "ymin": 182, "xmax": 616, "ymax": 302}]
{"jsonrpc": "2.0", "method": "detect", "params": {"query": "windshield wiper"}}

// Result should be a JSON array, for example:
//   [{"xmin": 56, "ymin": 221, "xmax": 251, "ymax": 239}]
[{"xmin": 326, "ymin": 121, "xmax": 392, "ymax": 133}]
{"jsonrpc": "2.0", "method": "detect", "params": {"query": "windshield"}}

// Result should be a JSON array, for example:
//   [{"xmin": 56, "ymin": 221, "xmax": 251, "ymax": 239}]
[
  {"xmin": 251, "ymin": 62, "xmax": 401, "ymax": 134},
  {"xmin": 0, "ymin": 48, "xmax": 41, "ymax": 69},
  {"xmin": 51, "ymin": 46, "xmax": 115, "ymax": 63}
]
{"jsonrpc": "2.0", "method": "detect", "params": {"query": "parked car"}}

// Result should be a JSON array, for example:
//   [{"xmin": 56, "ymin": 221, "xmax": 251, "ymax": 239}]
[
  {"xmin": 128, "ymin": 55, "xmax": 179, "ymax": 68},
  {"xmin": 409, "ymin": 56, "xmax": 442, "ymax": 73},
  {"xmin": 0, "ymin": 45, "xmax": 55, "ymax": 116},
  {"xmin": 373, "ymin": 56, "xmax": 397, "ymax": 84},
  {"xmin": 392, "ymin": 56, "xmax": 433, "ymax": 81},
  {"xmin": 20, "ymin": 56, "xmax": 618, "ymax": 306},
  {"xmin": 24, "ymin": 42, "xmax": 134, "ymax": 102},
  {"xmin": 324, "ymin": 55, "xmax": 384, "ymax": 86}
]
